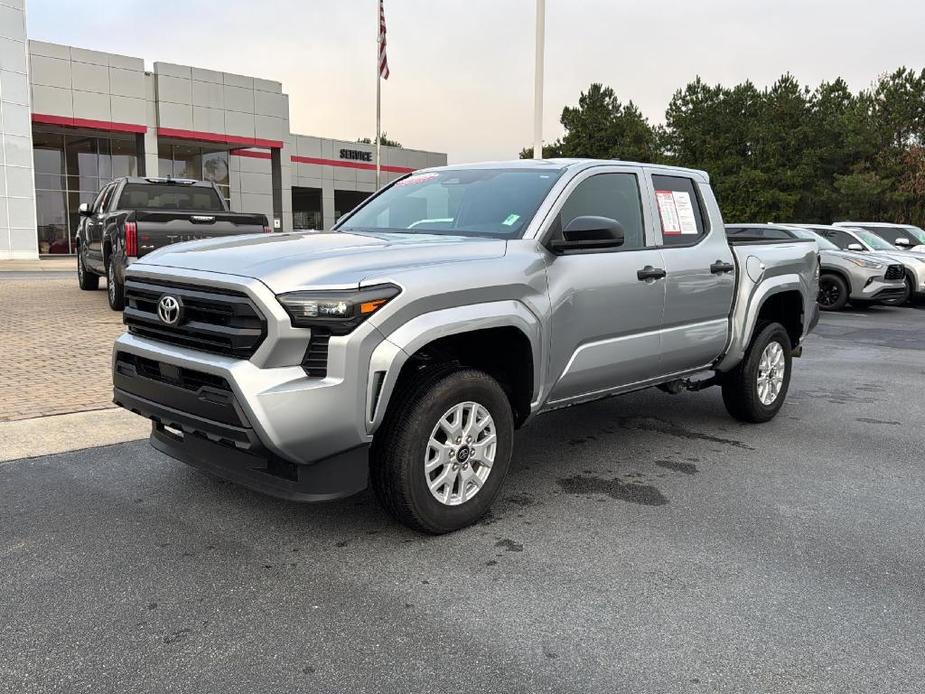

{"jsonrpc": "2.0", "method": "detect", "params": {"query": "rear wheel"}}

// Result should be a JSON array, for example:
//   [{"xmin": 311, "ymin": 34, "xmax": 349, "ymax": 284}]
[
  {"xmin": 817, "ymin": 273, "xmax": 848, "ymax": 311},
  {"xmin": 77, "ymin": 247, "xmax": 99, "ymax": 291},
  {"xmin": 721, "ymin": 322, "xmax": 792, "ymax": 423},
  {"xmin": 371, "ymin": 367, "xmax": 514, "ymax": 534},
  {"xmin": 107, "ymin": 258, "xmax": 125, "ymax": 311}
]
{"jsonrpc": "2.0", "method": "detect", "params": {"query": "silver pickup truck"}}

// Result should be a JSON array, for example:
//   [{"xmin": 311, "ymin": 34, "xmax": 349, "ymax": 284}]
[{"xmin": 112, "ymin": 160, "xmax": 819, "ymax": 533}]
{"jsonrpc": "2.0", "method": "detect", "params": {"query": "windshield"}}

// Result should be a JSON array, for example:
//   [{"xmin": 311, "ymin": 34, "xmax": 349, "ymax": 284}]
[
  {"xmin": 338, "ymin": 168, "xmax": 564, "ymax": 239},
  {"xmin": 789, "ymin": 227, "xmax": 840, "ymax": 250},
  {"xmin": 854, "ymin": 229, "xmax": 897, "ymax": 251}
]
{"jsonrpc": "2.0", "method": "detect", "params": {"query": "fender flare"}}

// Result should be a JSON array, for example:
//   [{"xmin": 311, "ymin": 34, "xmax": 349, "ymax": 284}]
[
  {"xmin": 365, "ymin": 300, "xmax": 544, "ymax": 433},
  {"xmin": 715, "ymin": 275, "xmax": 805, "ymax": 373}
]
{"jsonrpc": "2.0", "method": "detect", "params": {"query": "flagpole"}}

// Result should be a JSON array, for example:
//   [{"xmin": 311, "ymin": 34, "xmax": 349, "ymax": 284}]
[
  {"xmin": 532, "ymin": 0, "xmax": 545, "ymax": 159},
  {"xmin": 375, "ymin": 1, "xmax": 382, "ymax": 188}
]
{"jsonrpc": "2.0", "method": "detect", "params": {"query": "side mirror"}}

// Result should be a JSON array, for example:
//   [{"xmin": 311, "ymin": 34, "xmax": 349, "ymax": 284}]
[
  {"xmin": 847, "ymin": 243, "xmax": 865, "ymax": 252},
  {"xmin": 78, "ymin": 202, "xmax": 92, "ymax": 217},
  {"xmin": 548, "ymin": 216, "xmax": 625, "ymax": 254},
  {"xmin": 895, "ymin": 237, "xmax": 911, "ymax": 247}
]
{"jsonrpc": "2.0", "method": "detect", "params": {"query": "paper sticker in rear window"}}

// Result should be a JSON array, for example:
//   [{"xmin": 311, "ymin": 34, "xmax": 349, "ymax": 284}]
[
  {"xmin": 656, "ymin": 190, "xmax": 698, "ymax": 236},
  {"xmin": 656, "ymin": 190, "xmax": 681, "ymax": 235}
]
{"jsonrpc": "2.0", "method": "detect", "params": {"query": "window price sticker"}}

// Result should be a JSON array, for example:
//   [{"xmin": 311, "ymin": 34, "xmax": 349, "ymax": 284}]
[{"xmin": 656, "ymin": 190, "xmax": 698, "ymax": 235}]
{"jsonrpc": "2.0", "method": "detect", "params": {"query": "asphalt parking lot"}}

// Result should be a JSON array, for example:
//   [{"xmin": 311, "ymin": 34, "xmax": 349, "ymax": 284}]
[{"xmin": 2, "ymin": 304, "xmax": 924, "ymax": 693}]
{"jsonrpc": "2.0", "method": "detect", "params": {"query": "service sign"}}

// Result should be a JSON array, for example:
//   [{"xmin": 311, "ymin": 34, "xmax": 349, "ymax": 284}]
[{"xmin": 339, "ymin": 149, "xmax": 373, "ymax": 162}]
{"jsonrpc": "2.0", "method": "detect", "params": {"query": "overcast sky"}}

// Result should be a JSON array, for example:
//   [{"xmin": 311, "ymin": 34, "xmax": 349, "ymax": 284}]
[{"xmin": 26, "ymin": 0, "xmax": 925, "ymax": 163}]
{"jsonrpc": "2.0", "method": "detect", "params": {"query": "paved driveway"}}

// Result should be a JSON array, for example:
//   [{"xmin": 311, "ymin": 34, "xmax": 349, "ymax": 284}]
[
  {"xmin": 0, "ymin": 274, "xmax": 123, "ymax": 420},
  {"xmin": 2, "ymin": 306, "xmax": 924, "ymax": 693}
]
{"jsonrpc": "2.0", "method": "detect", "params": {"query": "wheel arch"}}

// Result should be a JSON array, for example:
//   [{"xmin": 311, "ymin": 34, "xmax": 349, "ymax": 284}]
[{"xmin": 367, "ymin": 301, "xmax": 543, "ymax": 434}]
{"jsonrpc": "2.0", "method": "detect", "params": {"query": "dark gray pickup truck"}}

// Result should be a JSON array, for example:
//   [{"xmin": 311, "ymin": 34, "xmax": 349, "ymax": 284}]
[{"xmin": 75, "ymin": 177, "xmax": 270, "ymax": 310}]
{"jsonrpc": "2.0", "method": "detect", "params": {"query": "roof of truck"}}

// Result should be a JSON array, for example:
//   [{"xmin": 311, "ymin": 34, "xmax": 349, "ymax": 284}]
[
  {"xmin": 419, "ymin": 159, "xmax": 710, "ymax": 183},
  {"xmin": 117, "ymin": 176, "xmax": 215, "ymax": 187}
]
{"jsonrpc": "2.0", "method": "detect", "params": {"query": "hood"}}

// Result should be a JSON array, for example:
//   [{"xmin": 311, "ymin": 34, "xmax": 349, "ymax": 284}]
[
  {"xmin": 133, "ymin": 231, "xmax": 508, "ymax": 292},
  {"xmin": 823, "ymin": 249, "xmax": 900, "ymax": 265},
  {"xmin": 867, "ymin": 248, "xmax": 925, "ymax": 267}
]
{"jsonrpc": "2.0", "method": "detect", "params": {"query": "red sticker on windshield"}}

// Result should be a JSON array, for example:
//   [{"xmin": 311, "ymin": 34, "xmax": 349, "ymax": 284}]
[{"xmin": 395, "ymin": 172, "xmax": 439, "ymax": 187}]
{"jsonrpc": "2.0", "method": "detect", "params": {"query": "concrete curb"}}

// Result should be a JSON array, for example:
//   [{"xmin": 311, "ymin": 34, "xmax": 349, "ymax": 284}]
[{"xmin": 0, "ymin": 408, "xmax": 149, "ymax": 462}]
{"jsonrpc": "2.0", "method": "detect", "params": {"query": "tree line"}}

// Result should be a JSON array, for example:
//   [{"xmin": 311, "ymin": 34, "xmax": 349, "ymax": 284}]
[{"xmin": 521, "ymin": 69, "xmax": 925, "ymax": 226}]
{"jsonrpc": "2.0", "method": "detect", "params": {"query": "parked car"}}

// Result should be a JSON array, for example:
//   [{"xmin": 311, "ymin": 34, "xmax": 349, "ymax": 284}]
[
  {"xmin": 726, "ymin": 224, "xmax": 907, "ymax": 310},
  {"xmin": 76, "ymin": 177, "xmax": 271, "ymax": 310},
  {"xmin": 835, "ymin": 221, "xmax": 925, "ymax": 252},
  {"xmin": 805, "ymin": 224, "xmax": 925, "ymax": 304},
  {"xmin": 112, "ymin": 160, "xmax": 819, "ymax": 533}
]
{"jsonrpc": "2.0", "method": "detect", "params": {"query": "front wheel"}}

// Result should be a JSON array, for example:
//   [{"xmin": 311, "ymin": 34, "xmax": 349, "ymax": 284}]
[
  {"xmin": 817, "ymin": 273, "xmax": 848, "ymax": 311},
  {"xmin": 721, "ymin": 322, "xmax": 792, "ymax": 423},
  {"xmin": 371, "ymin": 368, "xmax": 514, "ymax": 534},
  {"xmin": 107, "ymin": 259, "xmax": 125, "ymax": 311}
]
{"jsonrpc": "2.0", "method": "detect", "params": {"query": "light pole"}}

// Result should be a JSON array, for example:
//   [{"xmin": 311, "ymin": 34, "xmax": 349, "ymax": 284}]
[{"xmin": 533, "ymin": 0, "xmax": 545, "ymax": 159}]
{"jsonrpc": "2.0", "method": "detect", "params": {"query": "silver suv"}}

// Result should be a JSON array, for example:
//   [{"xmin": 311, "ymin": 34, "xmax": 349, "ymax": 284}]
[{"xmin": 113, "ymin": 160, "xmax": 818, "ymax": 533}]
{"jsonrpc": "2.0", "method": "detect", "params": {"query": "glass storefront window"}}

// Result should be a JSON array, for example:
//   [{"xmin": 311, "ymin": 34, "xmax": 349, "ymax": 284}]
[
  {"xmin": 32, "ymin": 129, "xmax": 140, "ymax": 254},
  {"xmin": 35, "ymin": 190, "xmax": 69, "ymax": 255},
  {"xmin": 158, "ymin": 143, "xmax": 230, "ymax": 205},
  {"xmin": 202, "ymin": 150, "xmax": 229, "ymax": 187},
  {"xmin": 293, "ymin": 187, "xmax": 324, "ymax": 230},
  {"xmin": 111, "ymin": 138, "xmax": 138, "ymax": 178}
]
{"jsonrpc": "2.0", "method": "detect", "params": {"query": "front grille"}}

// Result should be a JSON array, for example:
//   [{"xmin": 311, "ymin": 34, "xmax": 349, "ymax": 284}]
[
  {"xmin": 301, "ymin": 329, "xmax": 331, "ymax": 378},
  {"xmin": 885, "ymin": 264, "xmax": 905, "ymax": 280},
  {"xmin": 123, "ymin": 278, "xmax": 266, "ymax": 358}
]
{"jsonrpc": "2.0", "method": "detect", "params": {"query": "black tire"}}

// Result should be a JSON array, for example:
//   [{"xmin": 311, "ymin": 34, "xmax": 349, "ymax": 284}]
[
  {"xmin": 817, "ymin": 273, "xmax": 849, "ymax": 311},
  {"xmin": 721, "ymin": 321, "xmax": 792, "ymax": 423},
  {"xmin": 77, "ymin": 247, "xmax": 99, "ymax": 291},
  {"xmin": 106, "ymin": 258, "xmax": 125, "ymax": 311},
  {"xmin": 371, "ymin": 367, "xmax": 514, "ymax": 534},
  {"xmin": 880, "ymin": 276, "xmax": 913, "ymax": 307}
]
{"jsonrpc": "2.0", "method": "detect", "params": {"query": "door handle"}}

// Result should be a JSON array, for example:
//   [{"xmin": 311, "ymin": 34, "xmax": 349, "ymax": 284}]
[
  {"xmin": 637, "ymin": 266, "xmax": 667, "ymax": 281},
  {"xmin": 710, "ymin": 260, "xmax": 735, "ymax": 274}
]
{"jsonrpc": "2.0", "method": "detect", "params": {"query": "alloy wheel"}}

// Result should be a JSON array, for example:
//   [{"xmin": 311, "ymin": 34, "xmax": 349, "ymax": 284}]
[
  {"xmin": 424, "ymin": 401, "xmax": 497, "ymax": 506},
  {"xmin": 757, "ymin": 341, "xmax": 785, "ymax": 405}
]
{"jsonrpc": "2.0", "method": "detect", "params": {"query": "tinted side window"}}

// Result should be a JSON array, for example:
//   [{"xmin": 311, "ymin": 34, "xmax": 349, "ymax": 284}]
[
  {"xmin": 91, "ymin": 184, "xmax": 111, "ymax": 213},
  {"xmin": 557, "ymin": 173, "xmax": 645, "ymax": 251},
  {"xmin": 652, "ymin": 175, "xmax": 707, "ymax": 246},
  {"xmin": 99, "ymin": 183, "xmax": 118, "ymax": 212},
  {"xmin": 759, "ymin": 227, "xmax": 793, "ymax": 240},
  {"xmin": 861, "ymin": 226, "xmax": 901, "ymax": 243},
  {"xmin": 822, "ymin": 229, "xmax": 856, "ymax": 249}
]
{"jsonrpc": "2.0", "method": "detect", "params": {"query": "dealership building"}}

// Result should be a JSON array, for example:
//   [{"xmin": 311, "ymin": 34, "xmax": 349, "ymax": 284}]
[{"xmin": 0, "ymin": 2, "xmax": 446, "ymax": 259}]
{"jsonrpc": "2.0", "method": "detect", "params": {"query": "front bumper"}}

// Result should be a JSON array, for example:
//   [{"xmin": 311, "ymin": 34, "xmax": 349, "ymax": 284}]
[
  {"xmin": 112, "ymin": 345, "xmax": 370, "ymax": 501},
  {"xmin": 852, "ymin": 277, "xmax": 907, "ymax": 302}
]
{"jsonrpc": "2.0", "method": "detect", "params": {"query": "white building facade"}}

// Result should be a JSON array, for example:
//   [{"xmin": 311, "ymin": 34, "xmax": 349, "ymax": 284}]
[{"xmin": 0, "ymin": 21, "xmax": 446, "ymax": 258}]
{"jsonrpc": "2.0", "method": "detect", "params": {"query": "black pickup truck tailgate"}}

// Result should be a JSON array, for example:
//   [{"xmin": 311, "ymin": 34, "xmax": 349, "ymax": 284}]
[{"xmin": 134, "ymin": 209, "xmax": 268, "ymax": 257}]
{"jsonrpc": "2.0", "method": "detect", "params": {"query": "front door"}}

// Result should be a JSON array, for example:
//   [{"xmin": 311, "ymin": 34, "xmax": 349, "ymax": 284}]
[{"xmin": 543, "ymin": 168, "xmax": 667, "ymax": 405}]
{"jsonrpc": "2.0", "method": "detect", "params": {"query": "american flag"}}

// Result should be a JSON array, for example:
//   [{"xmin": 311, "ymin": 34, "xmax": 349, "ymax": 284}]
[{"xmin": 378, "ymin": 0, "xmax": 390, "ymax": 80}]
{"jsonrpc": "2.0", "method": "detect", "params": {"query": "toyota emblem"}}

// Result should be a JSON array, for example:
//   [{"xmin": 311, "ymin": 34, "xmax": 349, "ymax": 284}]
[{"xmin": 157, "ymin": 295, "xmax": 182, "ymax": 326}]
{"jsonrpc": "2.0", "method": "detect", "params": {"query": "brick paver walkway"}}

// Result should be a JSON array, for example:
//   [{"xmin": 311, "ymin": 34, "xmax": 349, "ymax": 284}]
[{"xmin": 1, "ymin": 277, "xmax": 125, "ymax": 421}]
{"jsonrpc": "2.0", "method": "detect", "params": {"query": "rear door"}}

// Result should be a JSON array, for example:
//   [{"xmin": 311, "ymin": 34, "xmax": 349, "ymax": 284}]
[
  {"xmin": 649, "ymin": 172, "xmax": 735, "ymax": 374},
  {"xmin": 542, "ymin": 166, "xmax": 667, "ymax": 405}
]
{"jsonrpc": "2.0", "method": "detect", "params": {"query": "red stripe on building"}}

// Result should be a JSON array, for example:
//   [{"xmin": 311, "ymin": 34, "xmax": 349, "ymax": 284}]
[
  {"xmin": 157, "ymin": 127, "xmax": 282, "ymax": 150},
  {"xmin": 32, "ymin": 113, "xmax": 147, "ymax": 134},
  {"xmin": 230, "ymin": 149, "xmax": 272, "ymax": 160},
  {"xmin": 291, "ymin": 155, "xmax": 414, "ymax": 174}
]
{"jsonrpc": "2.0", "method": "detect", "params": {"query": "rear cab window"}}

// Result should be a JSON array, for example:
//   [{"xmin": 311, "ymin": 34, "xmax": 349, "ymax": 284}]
[
  {"xmin": 652, "ymin": 174, "xmax": 707, "ymax": 246},
  {"xmin": 118, "ymin": 184, "xmax": 225, "ymax": 211}
]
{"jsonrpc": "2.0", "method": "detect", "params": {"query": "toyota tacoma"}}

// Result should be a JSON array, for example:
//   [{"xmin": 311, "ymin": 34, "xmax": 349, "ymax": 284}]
[{"xmin": 112, "ymin": 160, "xmax": 819, "ymax": 533}]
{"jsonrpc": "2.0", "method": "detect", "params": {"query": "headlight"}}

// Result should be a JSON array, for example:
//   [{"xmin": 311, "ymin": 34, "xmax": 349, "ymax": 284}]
[
  {"xmin": 277, "ymin": 284, "xmax": 401, "ymax": 334},
  {"xmin": 846, "ymin": 257, "xmax": 884, "ymax": 269}
]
